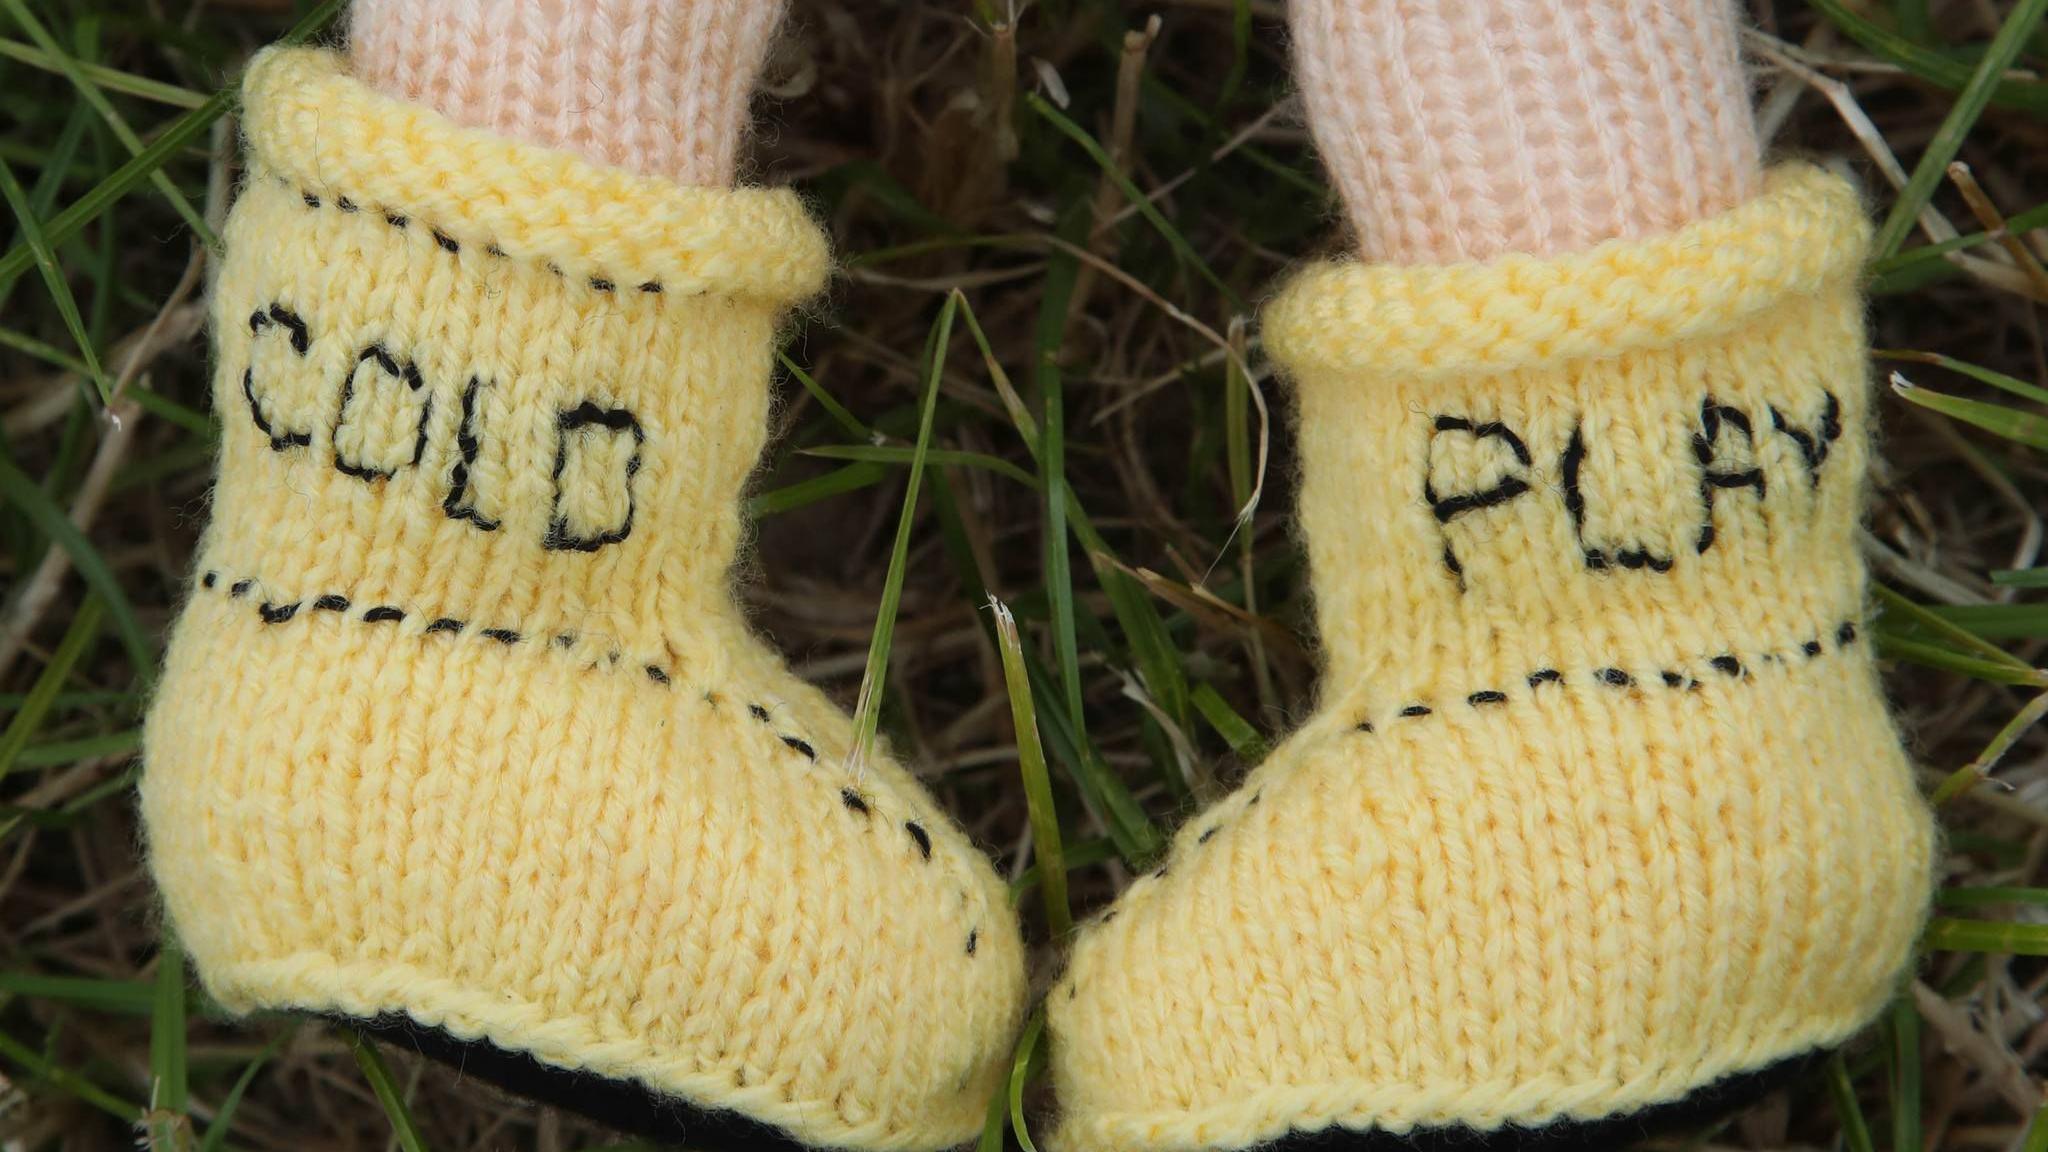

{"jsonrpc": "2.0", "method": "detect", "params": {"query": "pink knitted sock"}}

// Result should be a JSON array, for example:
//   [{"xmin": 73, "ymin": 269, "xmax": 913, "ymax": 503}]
[
  {"xmin": 348, "ymin": 0, "xmax": 784, "ymax": 186},
  {"xmin": 1290, "ymin": 0, "xmax": 1763, "ymax": 264}
]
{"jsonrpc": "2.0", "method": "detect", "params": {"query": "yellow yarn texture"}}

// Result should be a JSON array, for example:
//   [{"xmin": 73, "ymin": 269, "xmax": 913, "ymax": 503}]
[
  {"xmin": 141, "ymin": 49, "xmax": 1026, "ymax": 1152},
  {"xmin": 1046, "ymin": 166, "xmax": 1935, "ymax": 1152}
]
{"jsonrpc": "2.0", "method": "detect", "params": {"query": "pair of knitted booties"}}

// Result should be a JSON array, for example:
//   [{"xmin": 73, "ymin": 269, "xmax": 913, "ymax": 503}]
[{"xmin": 141, "ymin": 49, "xmax": 1934, "ymax": 1152}]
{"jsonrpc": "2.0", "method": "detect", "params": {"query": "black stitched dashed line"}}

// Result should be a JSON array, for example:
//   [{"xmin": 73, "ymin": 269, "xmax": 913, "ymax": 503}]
[
  {"xmin": 1803, "ymin": 640, "xmax": 1823, "ymax": 657},
  {"xmin": 1529, "ymin": 668, "xmax": 1563, "ymax": 687},
  {"xmin": 782, "ymin": 735, "xmax": 817, "ymax": 760},
  {"xmin": 1597, "ymin": 667, "xmax": 1634, "ymax": 688},
  {"xmin": 292, "ymin": 185, "xmax": 664, "ymax": 296},
  {"xmin": 1152, "ymin": 866, "xmax": 1170, "ymax": 880},
  {"xmin": 748, "ymin": 703, "xmax": 771, "ymax": 722},
  {"xmin": 841, "ymin": 789, "xmax": 870, "ymax": 815},
  {"xmin": 363, "ymin": 606, "xmax": 405, "ymax": 623},
  {"xmin": 229, "ymin": 580, "xmax": 252, "ymax": 598},
  {"xmin": 314, "ymin": 594, "xmax": 351, "ymax": 612},
  {"xmin": 425, "ymin": 617, "xmax": 465, "ymax": 635},
  {"xmin": 905, "ymin": 822, "xmax": 932, "ymax": 860},
  {"xmin": 1838, "ymin": 622, "xmax": 1858, "ymax": 645},
  {"xmin": 1247, "ymin": 791, "xmax": 1262, "ymax": 806},
  {"xmin": 1197, "ymin": 827, "xmax": 1219, "ymax": 844},
  {"xmin": 1660, "ymin": 671, "xmax": 1685, "ymax": 687},
  {"xmin": 645, "ymin": 665, "xmax": 671, "ymax": 685},
  {"xmin": 966, "ymin": 930, "xmax": 979, "ymax": 956},
  {"xmin": 258, "ymin": 601, "xmax": 300, "ymax": 624},
  {"xmin": 1399, "ymin": 704, "xmax": 1432, "ymax": 717},
  {"xmin": 1354, "ymin": 720, "xmax": 1374, "ymax": 734},
  {"xmin": 1467, "ymin": 690, "xmax": 1508, "ymax": 706},
  {"xmin": 201, "ymin": 571, "xmax": 217, "ymax": 589},
  {"xmin": 1710, "ymin": 655, "xmax": 1744, "ymax": 677},
  {"xmin": 481, "ymin": 627, "xmax": 520, "ymax": 644},
  {"xmin": 554, "ymin": 633, "xmax": 577, "ymax": 649},
  {"xmin": 1102, "ymin": 910, "xmax": 1119, "ymax": 924}
]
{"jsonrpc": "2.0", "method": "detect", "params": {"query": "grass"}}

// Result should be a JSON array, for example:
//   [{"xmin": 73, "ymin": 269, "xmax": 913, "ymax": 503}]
[{"xmin": 0, "ymin": 0, "xmax": 2046, "ymax": 1148}]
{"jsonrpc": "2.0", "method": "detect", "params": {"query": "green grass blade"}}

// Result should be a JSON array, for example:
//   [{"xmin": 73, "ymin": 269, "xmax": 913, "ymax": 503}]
[
  {"xmin": 0, "ymin": 153, "xmax": 110, "ymax": 402},
  {"xmin": 348, "ymin": 1030, "xmax": 430, "ymax": 1152},
  {"xmin": 0, "ymin": 36, "xmax": 205, "ymax": 107},
  {"xmin": 0, "ymin": 324, "xmax": 90, "ymax": 374},
  {"xmin": 1007, "ymin": 1008, "xmax": 1047, "ymax": 1152},
  {"xmin": 2024, "ymin": 1098, "xmax": 2048, "ymax": 1152},
  {"xmin": 0, "ymin": 454, "xmax": 154, "ymax": 682},
  {"xmin": 748, "ymin": 461, "xmax": 889, "ymax": 517},
  {"xmin": 1938, "ymin": 886, "xmax": 2048, "ymax": 908},
  {"xmin": 1925, "ymin": 604, "xmax": 2048, "ymax": 640},
  {"xmin": 992, "ymin": 598, "xmax": 1071, "ymax": 939},
  {"xmin": 1869, "ymin": 0, "xmax": 2048, "ymax": 258},
  {"xmin": 0, "ymin": 1025, "xmax": 139, "ymax": 1120},
  {"xmin": 1809, "ymin": 0, "xmax": 2048, "ymax": 114},
  {"xmin": 0, "ymin": 0, "xmax": 217, "ymax": 248},
  {"xmin": 0, "ymin": 592, "xmax": 103, "ymax": 782},
  {"xmin": 847, "ymin": 292, "xmax": 956, "ymax": 773},
  {"xmin": 198, "ymin": 1028, "xmax": 292, "ymax": 1152},
  {"xmin": 1892, "ymin": 991, "xmax": 1922, "ymax": 1152},
  {"xmin": 1192, "ymin": 682, "xmax": 1265, "ymax": 761},
  {"xmin": 1827, "ymin": 1050, "xmax": 1877, "ymax": 1152},
  {"xmin": 801, "ymin": 444, "xmax": 1040, "ymax": 488},
  {"xmin": 1875, "ymin": 634, "xmax": 2046, "ymax": 685},
  {"xmin": 1893, "ymin": 377, "xmax": 2048, "ymax": 451},
  {"xmin": 779, "ymin": 350, "xmax": 870, "ymax": 440},
  {"xmin": 1879, "ymin": 349, "xmax": 2048, "ymax": 406},
  {"xmin": 0, "ymin": 971, "xmax": 153, "ymax": 1013},
  {"xmin": 1993, "ymin": 567, "xmax": 2048, "ymax": 588},
  {"xmin": 149, "ymin": 934, "xmax": 187, "ymax": 1115},
  {"xmin": 1874, "ymin": 584, "xmax": 2033, "ymax": 670},
  {"xmin": 1026, "ymin": 92, "xmax": 1241, "ymax": 308},
  {"xmin": 1923, "ymin": 917, "xmax": 2048, "ymax": 954}
]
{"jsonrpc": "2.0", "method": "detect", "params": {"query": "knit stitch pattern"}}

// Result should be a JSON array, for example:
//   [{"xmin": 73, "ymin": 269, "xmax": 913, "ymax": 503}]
[
  {"xmin": 141, "ymin": 49, "xmax": 1026, "ymax": 1152},
  {"xmin": 1045, "ymin": 167, "xmax": 1935, "ymax": 1152}
]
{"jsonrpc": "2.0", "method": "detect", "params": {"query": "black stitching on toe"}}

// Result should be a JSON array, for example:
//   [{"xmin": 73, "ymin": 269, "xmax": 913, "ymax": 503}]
[
  {"xmin": 782, "ymin": 735, "xmax": 817, "ymax": 760},
  {"xmin": 425, "ymin": 617, "xmax": 465, "ymax": 635},
  {"xmin": 363, "ymin": 606, "xmax": 405, "ymax": 623},
  {"xmin": 229, "ymin": 580, "xmax": 253, "ymax": 598},
  {"xmin": 966, "ymin": 930, "xmax": 979, "ymax": 956},
  {"xmin": 590, "ymin": 277, "xmax": 615, "ymax": 292},
  {"xmin": 840, "ymin": 789, "xmax": 870, "ymax": 815},
  {"xmin": 336, "ymin": 196, "xmax": 358, "ymax": 212},
  {"xmin": 314, "ymin": 594, "xmax": 350, "ymax": 612},
  {"xmin": 645, "ymin": 665, "xmax": 671, "ymax": 685},
  {"xmin": 481, "ymin": 627, "xmax": 520, "ymax": 644},
  {"xmin": 1838, "ymin": 622, "xmax": 1858, "ymax": 645},
  {"xmin": 1660, "ymin": 671, "xmax": 1685, "ymax": 687},
  {"xmin": 1528, "ymin": 668, "xmax": 1562, "ymax": 687},
  {"xmin": 1355, "ymin": 720, "xmax": 1375, "ymax": 734},
  {"xmin": 432, "ymin": 229, "xmax": 460, "ymax": 253},
  {"xmin": 1711, "ymin": 655, "xmax": 1744, "ymax": 676},
  {"xmin": 905, "ymin": 821, "xmax": 932, "ymax": 860},
  {"xmin": 638, "ymin": 281, "xmax": 663, "ymax": 293},
  {"xmin": 748, "ymin": 703, "xmax": 771, "ymax": 722},
  {"xmin": 259, "ymin": 601, "xmax": 300, "ymax": 623},
  {"xmin": 1597, "ymin": 667, "xmax": 1633, "ymax": 688},
  {"xmin": 1467, "ymin": 690, "xmax": 1507, "ymax": 706},
  {"xmin": 201, "ymin": 571, "xmax": 217, "ymax": 588},
  {"xmin": 1399, "ymin": 704, "xmax": 1432, "ymax": 717},
  {"xmin": 1803, "ymin": 640, "xmax": 1823, "ymax": 657},
  {"xmin": 385, "ymin": 213, "xmax": 409, "ymax": 229},
  {"xmin": 301, "ymin": 192, "xmax": 320, "ymax": 208}
]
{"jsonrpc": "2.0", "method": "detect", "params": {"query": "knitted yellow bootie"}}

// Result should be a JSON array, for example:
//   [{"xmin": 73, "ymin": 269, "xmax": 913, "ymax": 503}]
[
  {"xmin": 140, "ymin": 49, "xmax": 1026, "ymax": 1152},
  {"xmin": 1046, "ymin": 167, "xmax": 1935, "ymax": 1152}
]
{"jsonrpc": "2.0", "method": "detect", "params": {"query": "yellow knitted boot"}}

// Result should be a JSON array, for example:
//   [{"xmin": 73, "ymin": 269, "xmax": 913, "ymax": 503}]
[
  {"xmin": 1045, "ymin": 167, "xmax": 1935, "ymax": 1151},
  {"xmin": 140, "ymin": 49, "xmax": 1025, "ymax": 1152}
]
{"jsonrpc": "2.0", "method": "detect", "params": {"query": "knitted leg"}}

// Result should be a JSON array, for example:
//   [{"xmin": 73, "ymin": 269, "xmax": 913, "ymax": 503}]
[
  {"xmin": 1045, "ymin": 3, "xmax": 1934, "ymax": 1147},
  {"xmin": 1289, "ymin": 0, "xmax": 1761, "ymax": 262},
  {"xmin": 140, "ymin": 50, "xmax": 1025, "ymax": 1152},
  {"xmin": 349, "ymin": 0, "xmax": 782, "ymax": 186}
]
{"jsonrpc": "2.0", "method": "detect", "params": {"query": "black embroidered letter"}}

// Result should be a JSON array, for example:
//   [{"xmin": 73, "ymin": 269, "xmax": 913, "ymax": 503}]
[
  {"xmin": 1770, "ymin": 390, "xmax": 1843, "ymax": 487},
  {"xmin": 442, "ymin": 376, "xmax": 502, "ymax": 531},
  {"xmin": 543, "ymin": 401, "xmax": 645, "ymax": 552},
  {"xmin": 243, "ymin": 304, "xmax": 314, "ymax": 450},
  {"xmin": 1425, "ymin": 415, "xmax": 1534, "ymax": 581},
  {"xmin": 1694, "ymin": 399, "xmax": 1766, "ymax": 553},
  {"xmin": 333, "ymin": 344, "xmax": 432, "ymax": 481}
]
